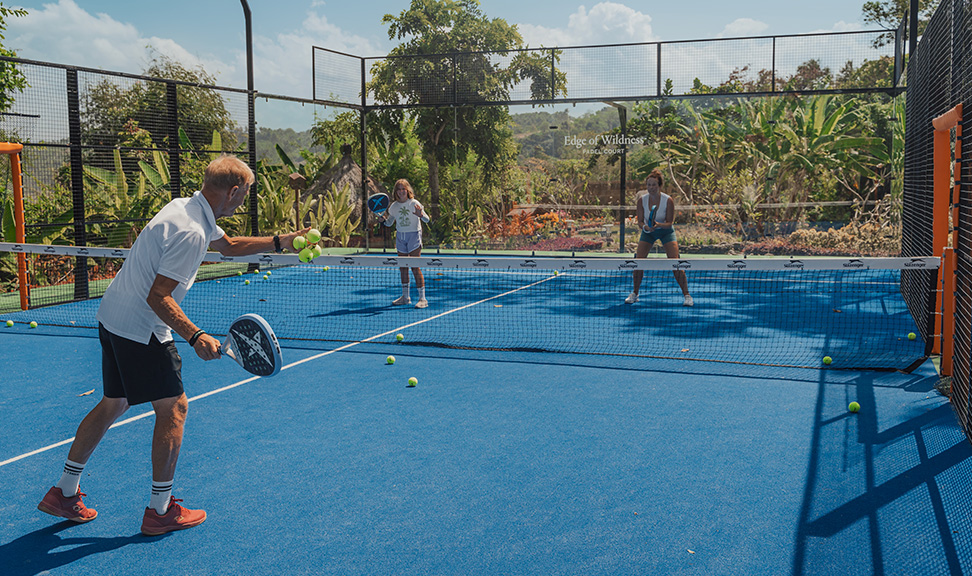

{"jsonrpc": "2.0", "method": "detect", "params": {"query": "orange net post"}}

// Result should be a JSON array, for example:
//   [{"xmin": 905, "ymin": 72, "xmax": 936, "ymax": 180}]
[
  {"xmin": 931, "ymin": 104, "xmax": 962, "ymax": 358},
  {"xmin": 0, "ymin": 142, "xmax": 27, "ymax": 310}
]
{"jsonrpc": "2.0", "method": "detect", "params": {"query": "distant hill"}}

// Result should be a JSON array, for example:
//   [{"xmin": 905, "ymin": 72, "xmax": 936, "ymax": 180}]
[{"xmin": 254, "ymin": 127, "xmax": 325, "ymax": 163}]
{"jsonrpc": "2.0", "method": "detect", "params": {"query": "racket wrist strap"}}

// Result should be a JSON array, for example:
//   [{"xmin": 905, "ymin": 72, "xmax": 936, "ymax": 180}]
[
  {"xmin": 188, "ymin": 329, "xmax": 206, "ymax": 347},
  {"xmin": 272, "ymin": 235, "xmax": 281, "ymax": 253}
]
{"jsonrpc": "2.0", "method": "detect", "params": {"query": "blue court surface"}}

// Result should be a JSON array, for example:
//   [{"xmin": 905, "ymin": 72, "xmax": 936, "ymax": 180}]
[{"xmin": 1, "ymin": 320, "xmax": 971, "ymax": 575}]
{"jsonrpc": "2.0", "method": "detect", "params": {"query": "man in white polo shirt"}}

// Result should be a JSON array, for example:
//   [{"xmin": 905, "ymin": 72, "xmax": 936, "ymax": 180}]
[{"xmin": 37, "ymin": 155, "xmax": 306, "ymax": 536}]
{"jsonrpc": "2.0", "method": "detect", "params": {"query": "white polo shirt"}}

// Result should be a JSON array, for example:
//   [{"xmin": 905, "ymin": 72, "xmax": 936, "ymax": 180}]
[{"xmin": 96, "ymin": 191, "xmax": 225, "ymax": 344}]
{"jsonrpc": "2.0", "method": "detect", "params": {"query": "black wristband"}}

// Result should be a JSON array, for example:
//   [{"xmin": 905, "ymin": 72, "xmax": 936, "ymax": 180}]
[
  {"xmin": 188, "ymin": 329, "xmax": 205, "ymax": 347},
  {"xmin": 273, "ymin": 235, "xmax": 281, "ymax": 253}
]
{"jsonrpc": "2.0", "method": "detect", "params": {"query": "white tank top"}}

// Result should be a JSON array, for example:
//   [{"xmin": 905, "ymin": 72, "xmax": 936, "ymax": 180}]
[{"xmin": 640, "ymin": 192, "xmax": 670, "ymax": 226}]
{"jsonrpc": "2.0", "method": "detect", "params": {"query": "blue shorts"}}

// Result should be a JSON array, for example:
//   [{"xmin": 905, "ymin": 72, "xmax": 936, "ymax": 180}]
[
  {"xmin": 639, "ymin": 227, "xmax": 677, "ymax": 246},
  {"xmin": 396, "ymin": 231, "xmax": 422, "ymax": 254}
]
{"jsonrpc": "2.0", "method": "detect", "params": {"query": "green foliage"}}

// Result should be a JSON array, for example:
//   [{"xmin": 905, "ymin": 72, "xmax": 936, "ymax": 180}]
[
  {"xmin": 368, "ymin": 0, "xmax": 564, "ymax": 221},
  {"xmin": 320, "ymin": 183, "xmax": 361, "ymax": 247},
  {"xmin": 862, "ymin": 0, "xmax": 936, "ymax": 47},
  {"xmin": 0, "ymin": 4, "xmax": 28, "ymax": 114}
]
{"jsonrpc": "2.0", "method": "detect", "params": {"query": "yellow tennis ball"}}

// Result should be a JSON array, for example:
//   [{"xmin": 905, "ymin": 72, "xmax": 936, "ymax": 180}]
[
  {"xmin": 323, "ymin": 266, "xmax": 330, "ymax": 271},
  {"xmin": 908, "ymin": 332, "xmax": 916, "ymax": 341},
  {"xmin": 5, "ymin": 320, "xmax": 13, "ymax": 327},
  {"xmin": 293, "ymin": 235, "xmax": 306, "ymax": 250},
  {"xmin": 299, "ymin": 247, "xmax": 313, "ymax": 263},
  {"xmin": 822, "ymin": 356, "xmax": 832, "ymax": 365},
  {"xmin": 263, "ymin": 274, "xmax": 269, "ymax": 280},
  {"xmin": 307, "ymin": 229, "xmax": 322, "ymax": 244},
  {"xmin": 29, "ymin": 321, "xmax": 37, "ymax": 328},
  {"xmin": 236, "ymin": 271, "xmax": 242, "ymax": 276},
  {"xmin": 396, "ymin": 333, "xmax": 404, "ymax": 342},
  {"xmin": 554, "ymin": 270, "xmax": 560, "ymax": 276},
  {"xmin": 386, "ymin": 355, "xmax": 396, "ymax": 365},
  {"xmin": 848, "ymin": 401, "xmax": 860, "ymax": 413},
  {"xmin": 311, "ymin": 244, "xmax": 322, "ymax": 258},
  {"xmin": 407, "ymin": 377, "xmax": 418, "ymax": 387},
  {"xmin": 244, "ymin": 279, "xmax": 250, "ymax": 285}
]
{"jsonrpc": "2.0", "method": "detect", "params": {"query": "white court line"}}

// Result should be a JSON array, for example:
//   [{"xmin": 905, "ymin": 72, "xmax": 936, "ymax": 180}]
[{"xmin": 0, "ymin": 273, "xmax": 560, "ymax": 469}]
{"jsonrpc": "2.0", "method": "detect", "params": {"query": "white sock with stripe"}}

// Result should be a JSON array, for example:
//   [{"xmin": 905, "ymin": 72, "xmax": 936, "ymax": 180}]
[
  {"xmin": 56, "ymin": 459, "xmax": 85, "ymax": 497},
  {"xmin": 150, "ymin": 481, "xmax": 173, "ymax": 515}
]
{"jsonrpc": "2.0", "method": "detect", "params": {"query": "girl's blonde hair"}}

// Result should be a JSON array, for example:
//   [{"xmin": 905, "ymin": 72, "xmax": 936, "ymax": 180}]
[{"xmin": 393, "ymin": 179, "xmax": 415, "ymax": 199}]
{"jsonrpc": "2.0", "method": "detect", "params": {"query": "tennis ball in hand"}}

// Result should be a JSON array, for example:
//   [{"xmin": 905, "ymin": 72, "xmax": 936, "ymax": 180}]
[
  {"xmin": 307, "ymin": 229, "xmax": 322, "ymax": 244},
  {"xmin": 908, "ymin": 332, "xmax": 917, "ymax": 341},
  {"xmin": 311, "ymin": 244, "xmax": 323, "ymax": 258},
  {"xmin": 299, "ymin": 247, "xmax": 314, "ymax": 263},
  {"xmin": 396, "ymin": 333, "xmax": 404, "ymax": 342},
  {"xmin": 386, "ymin": 355, "xmax": 396, "ymax": 365},
  {"xmin": 848, "ymin": 401, "xmax": 860, "ymax": 413},
  {"xmin": 293, "ymin": 235, "xmax": 307, "ymax": 250},
  {"xmin": 407, "ymin": 377, "xmax": 418, "ymax": 387},
  {"xmin": 5, "ymin": 320, "xmax": 13, "ymax": 327},
  {"xmin": 29, "ymin": 321, "xmax": 37, "ymax": 328},
  {"xmin": 822, "ymin": 356, "xmax": 832, "ymax": 365}
]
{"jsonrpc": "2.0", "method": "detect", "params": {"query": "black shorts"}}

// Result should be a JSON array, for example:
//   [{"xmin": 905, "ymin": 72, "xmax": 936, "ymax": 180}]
[{"xmin": 99, "ymin": 323, "xmax": 184, "ymax": 405}]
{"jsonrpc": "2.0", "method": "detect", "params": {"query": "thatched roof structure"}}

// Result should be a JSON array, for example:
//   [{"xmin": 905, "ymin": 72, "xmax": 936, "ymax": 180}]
[{"xmin": 301, "ymin": 147, "xmax": 387, "ymax": 223}]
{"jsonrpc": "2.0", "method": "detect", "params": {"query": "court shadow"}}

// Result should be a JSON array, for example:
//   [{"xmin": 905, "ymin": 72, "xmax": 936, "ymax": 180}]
[
  {"xmin": 0, "ymin": 521, "xmax": 151, "ymax": 576},
  {"xmin": 791, "ymin": 370, "xmax": 972, "ymax": 575}
]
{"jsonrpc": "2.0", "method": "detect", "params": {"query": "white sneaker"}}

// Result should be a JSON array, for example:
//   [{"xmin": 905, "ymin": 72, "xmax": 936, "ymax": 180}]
[
  {"xmin": 683, "ymin": 294, "xmax": 694, "ymax": 307},
  {"xmin": 393, "ymin": 296, "xmax": 411, "ymax": 306},
  {"xmin": 415, "ymin": 298, "xmax": 428, "ymax": 309},
  {"xmin": 624, "ymin": 292, "xmax": 639, "ymax": 304}
]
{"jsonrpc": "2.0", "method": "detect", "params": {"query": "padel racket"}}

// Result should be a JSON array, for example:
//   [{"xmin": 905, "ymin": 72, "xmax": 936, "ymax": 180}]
[
  {"xmin": 367, "ymin": 193, "xmax": 390, "ymax": 216},
  {"xmin": 219, "ymin": 313, "xmax": 282, "ymax": 377},
  {"xmin": 644, "ymin": 204, "xmax": 658, "ymax": 232}
]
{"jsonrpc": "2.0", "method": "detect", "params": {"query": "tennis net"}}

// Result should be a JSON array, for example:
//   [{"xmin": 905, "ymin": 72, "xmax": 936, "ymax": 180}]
[{"xmin": 0, "ymin": 243, "xmax": 939, "ymax": 370}]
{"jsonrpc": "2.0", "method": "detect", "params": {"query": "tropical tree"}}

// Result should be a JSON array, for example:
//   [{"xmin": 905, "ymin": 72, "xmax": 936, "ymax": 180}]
[
  {"xmin": 0, "ymin": 3, "xmax": 27, "ymax": 115},
  {"xmin": 368, "ymin": 0, "xmax": 566, "ymax": 221},
  {"xmin": 862, "ymin": 0, "xmax": 936, "ymax": 47}
]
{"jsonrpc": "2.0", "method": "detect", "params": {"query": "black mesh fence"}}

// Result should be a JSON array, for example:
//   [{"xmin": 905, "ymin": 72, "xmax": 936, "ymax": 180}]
[{"xmin": 902, "ymin": 0, "xmax": 972, "ymax": 442}]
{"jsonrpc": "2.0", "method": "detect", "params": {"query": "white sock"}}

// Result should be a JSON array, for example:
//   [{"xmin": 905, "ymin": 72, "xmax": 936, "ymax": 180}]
[
  {"xmin": 401, "ymin": 284, "xmax": 410, "ymax": 299},
  {"xmin": 418, "ymin": 286, "xmax": 426, "ymax": 300},
  {"xmin": 56, "ymin": 459, "xmax": 85, "ymax": 497},
  {"xmin": 150, "ymin": 480, "xmax": 173, "ymax": 515}
]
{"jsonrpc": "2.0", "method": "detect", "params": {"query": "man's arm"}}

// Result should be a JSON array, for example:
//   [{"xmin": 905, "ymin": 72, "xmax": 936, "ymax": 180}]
[
  {"xmin": 210, "ymin": 229, "xmax": 309, "ymax": 256},
  {"xmin": 146, "ymin": 274, "xmax": 221, "ymax": 360}
]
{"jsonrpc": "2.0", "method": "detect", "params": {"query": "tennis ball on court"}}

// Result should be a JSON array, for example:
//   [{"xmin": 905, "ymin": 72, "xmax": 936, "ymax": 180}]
[
  {"xmin": 386, "ymin": 355, "xmax": 396, "ymax": 365},
  {"xmin": 311, "ymin": 244, "xmax": 323, "ymax": 258},
  {"xmin": 236, "ymin": 271, "xmax": 242, "ymax": 276},
  {"xmin": 822, "ymin": 356, "xmax": 832, "ymax": 365},
  {"xmin": 299, "ymin": 247, "xmax": 314, "ymax": 263},
  {"xmin": 554, "ymin": 270, "xmax": 560, "ymax": 276},
  {"xmin": 407, "ymin": 377, "xmax": 417, "ymax": 387},
  {"xmin": 908, "ymin": 332, "xmax": 917, "ymax": 341},
  {"xmin": 263, "ymin": 274, "xmax": 269, "ymax": 280},
  {"xmin": 307, "ymin": 229, "xmax": 322, "ymax": 244},
  {"xmin": 396, "ymin": 333, "xmax": 404, "ymax": 342},
  {"xmin": 5, "ymin": 320, "xmax": 13, "ymax": 327},
  {"xmin": 849, "ymin": 401, "xmax": 860, "ymax": 413},
  {"xmin": 244, "ymin": 279, "xmax": 250, "ymax": 285},
  {"xmin": 293, "ymin": 235, "xmax": 307, "ymax": 250},
  {"xmin": 323, "ymin": 266, "xmax": 330, "ymax": 271},
  {"xmin": 29, "ymin": 321, "xmax": 37, "ymax": 328}
]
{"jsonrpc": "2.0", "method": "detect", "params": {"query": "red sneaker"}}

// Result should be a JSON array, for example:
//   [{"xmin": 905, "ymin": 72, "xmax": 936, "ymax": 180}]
[
  {"xmin": 140, "ymin": 497, "xmax": 206, "ymax": 536},
  {"xmin": 37, "ymin": 486, "xmax": 98, "ymax": 523}
]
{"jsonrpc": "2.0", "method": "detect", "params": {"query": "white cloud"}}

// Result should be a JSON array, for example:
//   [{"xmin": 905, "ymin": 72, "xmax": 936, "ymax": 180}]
[
  {"xmin": 518, "ymin": 2, "xmax": 656, "ymax": 47},
  {"xmin": 6, "ymin": 0, "xmax": 227, "ymax": 76},
  {"xmin": 717, "ymin": 18, "xmax": 769, "ymax": 39}
]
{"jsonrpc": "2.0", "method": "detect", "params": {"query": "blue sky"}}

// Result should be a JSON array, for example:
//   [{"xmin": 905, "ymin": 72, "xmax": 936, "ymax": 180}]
[{"xmin": 4, "ymin": 0, "xmax": 880, "ymax": 127}]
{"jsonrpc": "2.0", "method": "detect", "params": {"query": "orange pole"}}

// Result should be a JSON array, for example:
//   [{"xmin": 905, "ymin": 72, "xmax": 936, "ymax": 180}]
[
  {"xmin": 930, "ymin": 104, "xmax": 963, "ymax": 359},
  {"xmin": 942, "ymin": 247, "xmax": 956, "ymax": 376},
  {"xmin": 0, "ymin": 142, "xmax": 27, "ymax": 310},
  {"xmin": 932, "ymin": 128, "xmax": 951, "ymax": 354}
]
